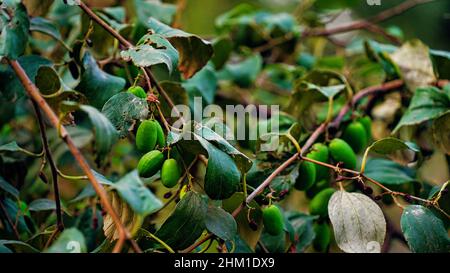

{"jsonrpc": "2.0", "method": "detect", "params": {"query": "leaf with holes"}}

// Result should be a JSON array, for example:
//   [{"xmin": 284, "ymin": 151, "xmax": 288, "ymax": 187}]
[
  {"xmin": 147, "ymin": 18, "xmax": 213, "ymax": 79},
  {"xmin": 102, "ymin": 92, "xmax": 149, "ymax": 138}
]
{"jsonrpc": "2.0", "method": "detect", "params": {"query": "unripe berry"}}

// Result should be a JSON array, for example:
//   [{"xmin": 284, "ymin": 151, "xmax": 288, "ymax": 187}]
[
  {"xmin": 309, "ymin": 188, "xmax": 336, "ymax": 217},
  {"xmin": 341, "ymin": 121, "xmax": 367, "ymax": 153},
  {"xmin": 137, "ymin": 150, "xmax": 164, "ymax": 178},
  {"xmin": 262, "ymin": 205, "xmax": 284, "ymax": 236},
  {"xmin": 127, "ymin": 86, "xmax": 147, "ymax": 99},
  {"xmin": 135, "ymin": 120, "xmax": 158, "ymax": 153},
  {"xmin": 294, "ymin": 161, "xmax": 316, "ymax": 191},
  {"xmin": 329, "ymin": 138, "xmax": 357, "ymax": 170},
  {"xmin": 161, "ymin": 159, "xmax": 181, "ymax": 188}
]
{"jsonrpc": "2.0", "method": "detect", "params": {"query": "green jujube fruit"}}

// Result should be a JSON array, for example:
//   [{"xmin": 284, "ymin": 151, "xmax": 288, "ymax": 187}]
[
  {"xmin": 294, "ymin": 161, "xmax": 316, "ymax": 190},
  {"xmin": 161, "ymin": 159, "xmax": 181, "ymax": 188},
  {"xmin": 309, "ymin": 188, "xmax": 336, "ymax": 217},
  {"xmin": 262, "ymin": 205, "xmax": 284, "ymax": 236},
  {"xmin": 128, "ymin": 86, "xmax": 147, "ymax": 99},
  {"xmin": 313, "ymin": 223, "xmax": 331, "ymax": 252},
  {"xmin": 136, "ymin": 120, "xmax": 158, "ymax": 152},
  {"xmin": 137, "ymin": 150, "xmax": 164, "ymax": 178},
  {"xmin": 341, "ymin": 121, "xmax": 367, "ymax": 153},
  {"xmin": 306, "ymin": 179, "xmax": 330, "ymax": 199},
  {"xmin": 358, "ymin": 116, "xmax": 372, "ymax": 142},
  {"xmin": 307, "ymin": 143, "xmax": 330, "ymax": 181},
  {"xmin": 155, "ymin": 121, "xmax": 166, "ymax": 148},
  {"xmin": 329, "ymin": 138, "xmax": 357, "ymax": 169}
]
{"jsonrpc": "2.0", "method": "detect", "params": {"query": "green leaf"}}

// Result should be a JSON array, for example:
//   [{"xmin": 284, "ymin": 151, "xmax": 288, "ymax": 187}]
[
  {"xmin": 0, "ymin": 55, "xmax": 52, "ymax": 101},
  {"xmin": 400, "ymin": 205, "xmax": 450, "ymax": 253},
  {"xmin": 147, "ymin": 18, "xmax": 213, "ymax": 79},
  {"xmin": 390, "ymin": 40, "xmax": 437, "ymax": 91},
  {"xmin": 121, "ymin": 34, "xmax": 178, "ymax": 73},
  {"xmin": 28, "ymin": 198, "xmax": 56, "ymax": 211},
  {"xmin": 366, "ymin": 137, "xmax": 419, "ymax": 155},
  {"xmin": 30, "ymin": 16, "xmax": 62, "ymax": 41},
  {"xmin": 133, "ymin": 0, "xmax": 176, "ymax": 25},
  {"xmin": 328, "ymin": 191, "xmax": 386, "ymax": 253},
  {"xmin": 79, "ymin": 105, "xmax": 119, "ymax": 164},
  {"xmin": 182, "ymin": 65, "xmax": 218, "ymax": 105},
  {"xmin": 155, "ymin": 191, "xmax": 207, "ymax": 250},
  {"xmin": 204, "ymin": 206, "xmax": 237, "ymax": 241},
  {"xmin": 288, "ymin": 70, "xmax": 351, "ymax": 129},
  {"xmin": 217, "ymin": 54, "xmax": 262, "ymax": 88},
  {"xmin": 0, "ymin": 3, "xmax": 29, "ymax": 59},
  {"xmin": 76, "ymin": 52, "xmax": 126, "ymax": 109},
  {"xmin": 431, "ymin": 112, "xmax": 450, "ymax": 153},
  {"xmin": 158, "ymin": 81, "xmax": 189, "ymax": 118},
  {"xmin": 364, "ymin": 158, "xmax": 416, "ymax": 185},
  {"xmin": 111, "ymin": 170, "xmax": 162, "ymax": 216},
  {"xmin": 198, "ymin": 137, "xmax": 241, "ymax": 200},
  {"xmin": 195, "ymin": 123, "xmax": 253, "ymax": 173},
  {"xmin": 260, "ymin": 229, "xmax": 286, "ymax": 253},
  {"xmin": 211, "ymin": 37, "xmax": 233, "ymax": 70},
  {"xmin": 2, "ymin": 198, "xmax": 30, "ymax": 235},
  {"xmin": 102, "ymin": 92, "xmax": 149, "ymax": 138},
  {"xmin": 0, "ymin": 240, "xmax": 39, "ymax": 253},
  {"xmin": 0, "ymin": 141, "xmax": 22, "ymax": 153},
  {"xmin": 226, "ymin": 235, "xmax": 254, "ymax": 253},
  {"xmin": 169, "ymin": 121, "xmax": 252, "ymax": 200},
  {"xmin": 0, "ymin": 175, "xmax": 19, "ymax": 199},
  {"xmin": 45, "ymin": 228, "xmax": 87, "ymax": 253},
  {"xmin": 393, "ymin": 86, "xmax": 450, "ymax": 133},
  {"xmin": 286, "ymin": 211, "xmax": 317, "ymax": 252},
  {"xmin": 34, "ymin": 66, "xmax": 61, "ymax": 95}
]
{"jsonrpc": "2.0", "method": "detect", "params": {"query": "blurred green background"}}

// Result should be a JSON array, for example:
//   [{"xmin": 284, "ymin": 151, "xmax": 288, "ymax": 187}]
[{"xmin": 179, "ymin": 0, "xmax": 450, "ymax": 50}]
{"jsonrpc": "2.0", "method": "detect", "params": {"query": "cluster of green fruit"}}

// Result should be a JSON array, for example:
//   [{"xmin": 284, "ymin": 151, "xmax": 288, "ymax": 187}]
[
  {"xmin": 128, "ymin": 86, "xmax": 182, "ymax": 189},
  {"xmin": 292, "ymin": 116, "xmax": 372, "ymax": 252}
]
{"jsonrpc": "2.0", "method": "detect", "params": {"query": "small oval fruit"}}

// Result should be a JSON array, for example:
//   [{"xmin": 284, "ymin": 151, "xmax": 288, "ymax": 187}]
[
  {"xmin": 313, "ymin": 223, "xmax": 331, "ymax": 252},
  {"xmin": 262, "ymin": 205, "xmax": 284, "ymax": 236},
  {"xmin": 155, "ymin": 121, "xmax": 166, "ymax": 148},
  {"xmin": 137, "ymin": 150, "xmax": 164, "ymax": 178},
  {"xmin": 309, "ymin": 188, "xmax": 336, "ymax": 217},
  {"xmin": 128, "ymin": 86, "xmax": 147, "ymax": 99},
  {"xmin": 358, "ymin": 116, "xmax": 372, "ymax": 142},
  {"xmin": 306, "ymin": 179, "xmax": 330, "ymax": 199},
  {"xmin": 307, "ymin": 143, "xmax": 330, "ymax": 181},
  {"xmin": 161, "ymin": 159, "xmax": 181, "ymax": 188},
  {"xmin": 329, "ymin": 138, "xmax": 357, "ymax": 169},
  {"xmin": 136, "ymin": 120, "xmax": 158, "ymax": 152},
  {"xmin": 341, "ymin": 121, "xmax": 367, "ymax": 153},
  {"xmin": 294, "ymin": 161, "xmax": 316, "ymax": 191}
]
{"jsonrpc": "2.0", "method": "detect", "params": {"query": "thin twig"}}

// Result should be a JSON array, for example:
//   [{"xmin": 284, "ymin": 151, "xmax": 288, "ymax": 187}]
[
  {"xmin": 30, "ymin": 100, "xmax": 64, "ymax": 231},
  {"xmin": 303, "ymin": 0, "xmax": 435, "ymax": 38}
]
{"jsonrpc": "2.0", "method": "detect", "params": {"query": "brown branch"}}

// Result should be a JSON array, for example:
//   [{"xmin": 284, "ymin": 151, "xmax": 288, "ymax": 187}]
[
  {"xmin": 30, "ymin": 99, "xmax": 64, "ymax": 231},
  {"xmin": 7, "ymin": 59, "xmax": 141, "ymax": 253},
  {"xmin": 303, "ymin": 0, "xmax": 434, "ymax": 38}
]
